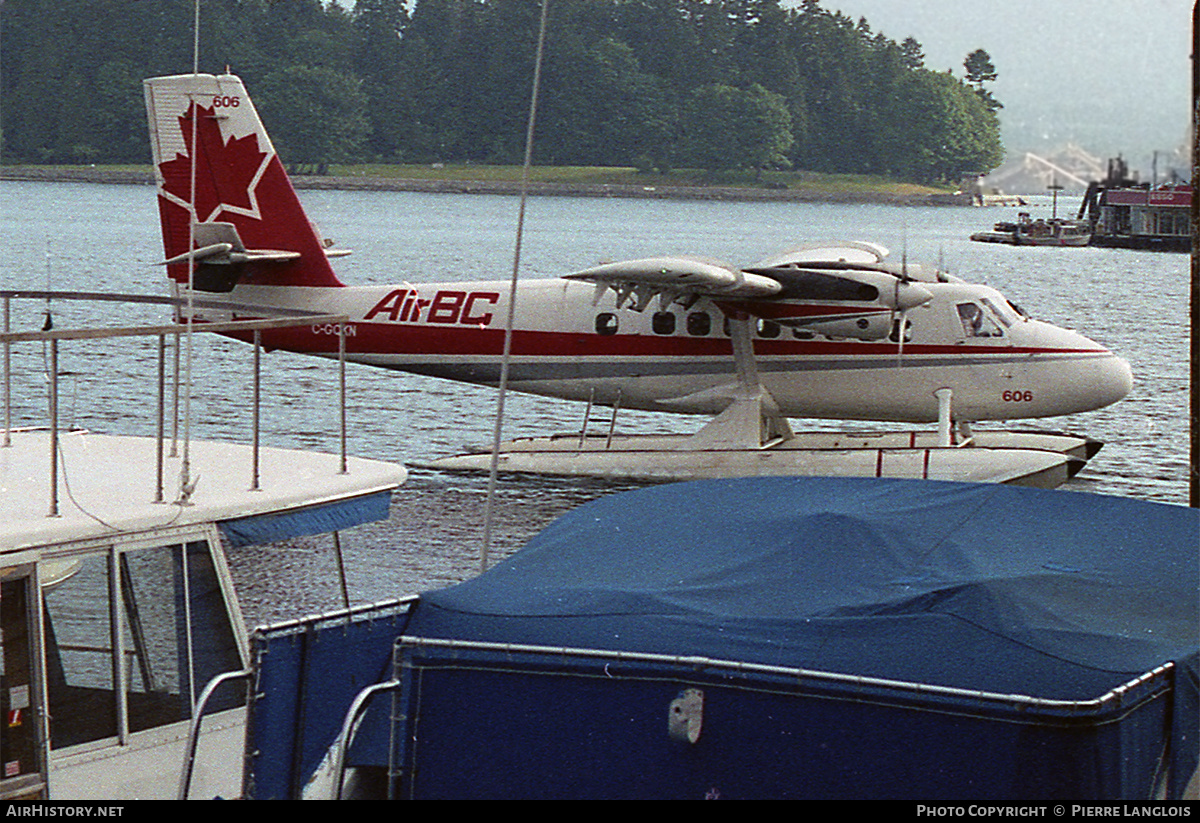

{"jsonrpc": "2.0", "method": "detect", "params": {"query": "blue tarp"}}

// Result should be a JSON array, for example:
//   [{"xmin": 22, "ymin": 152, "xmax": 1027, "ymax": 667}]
[
  {"xmin": 246, "ymin": 600, "xmax": 413, "ymax": 800},
  {"xmin": 400, "ymin": 477, "xmax": 1199, "ymax": 798}
]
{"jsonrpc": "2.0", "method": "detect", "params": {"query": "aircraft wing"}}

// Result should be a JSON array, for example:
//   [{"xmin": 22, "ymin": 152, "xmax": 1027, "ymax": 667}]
[
  {"xmin": 565, "ymin": 246, "xmax": 932, "ymax": 313},
  {"xmin": 564, "ymin": 256, "xmax": 782, "ymax": 310},
  {"xmin": 746, "ymin": 241, "xmax": 890, "ymax": 270}
]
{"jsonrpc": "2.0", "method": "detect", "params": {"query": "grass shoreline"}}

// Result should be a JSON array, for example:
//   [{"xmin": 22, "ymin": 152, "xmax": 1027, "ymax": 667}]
[{"xmin": 0, "ymin": 163, "xmax": 972, "ymax": 206}]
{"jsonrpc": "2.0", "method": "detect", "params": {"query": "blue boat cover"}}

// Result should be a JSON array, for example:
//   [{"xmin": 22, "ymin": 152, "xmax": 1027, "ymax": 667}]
[
  {"xmin": 405, "ymin": 476, "xmax": 1198, "ymax": 795},
  {"xmin": 412, "ymin": 477, "xmax": 1197, "ymax": 699}
]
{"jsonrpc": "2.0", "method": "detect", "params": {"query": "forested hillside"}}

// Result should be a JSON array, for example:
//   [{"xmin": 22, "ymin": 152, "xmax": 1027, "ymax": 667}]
[{"xmin": 0, "ymin": 0, "xmax": 1004, "ymax": 182}]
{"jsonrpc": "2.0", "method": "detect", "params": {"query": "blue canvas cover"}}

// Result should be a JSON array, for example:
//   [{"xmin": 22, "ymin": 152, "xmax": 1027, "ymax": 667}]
[
  {"xmin": 401, "ymin": 477, "xmax": 1199, "ymax": 798},
  {"xmin": 219, "ymin": 489, "xmax": 393, "ymax": 548}
]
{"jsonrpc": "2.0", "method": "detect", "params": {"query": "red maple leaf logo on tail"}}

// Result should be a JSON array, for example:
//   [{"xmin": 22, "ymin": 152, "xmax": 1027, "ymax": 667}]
[{"xmin": 158, "ymin": 101, "xmax": 270, "ymax": 222}]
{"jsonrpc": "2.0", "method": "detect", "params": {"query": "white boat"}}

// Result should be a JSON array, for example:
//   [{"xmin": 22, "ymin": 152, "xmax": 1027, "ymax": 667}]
[{"xmin": 0, "ymin": 295, "xmax": 406, "ymax": 800}]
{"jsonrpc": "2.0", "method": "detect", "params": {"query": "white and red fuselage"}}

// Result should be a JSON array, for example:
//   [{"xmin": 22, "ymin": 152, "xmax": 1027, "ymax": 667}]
[{"xmin": 144, "ymin": 73, "xmax": 1132, "ymax": 426}]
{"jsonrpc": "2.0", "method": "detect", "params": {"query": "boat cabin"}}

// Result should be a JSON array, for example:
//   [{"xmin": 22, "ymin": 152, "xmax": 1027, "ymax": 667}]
[{"xmin": 0, "ymin": 294, "xmax": 406, "ymax": 800}]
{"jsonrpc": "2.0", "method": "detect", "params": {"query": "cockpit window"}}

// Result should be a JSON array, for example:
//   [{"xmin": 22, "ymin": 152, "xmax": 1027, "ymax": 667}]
[
  {"xmin": 957, "ymin": 303, "xmax": 1003, "ymax": 338},
  {"xmin": 1006, "ymin": 299, "xmax": 1029, "ymax": 319},
  {"xmin": 981, "ymin": 297, "xmax": 1016, "ymax": 328}
]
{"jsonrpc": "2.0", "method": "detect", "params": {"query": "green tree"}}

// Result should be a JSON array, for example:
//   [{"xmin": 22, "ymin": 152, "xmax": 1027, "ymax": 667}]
[
  {"xmin": 874, "ymin": 69, "xmax": 1001, "ymax": 181},
  {"xmin": 900, "ymin": 36, "xmax": 924, "ymax": 70},
  {"xmin": 963, "ymin": 47, "xmax": 1002, "ymax": 111},
  {"xmin": 352, "ymin": 0, "xmax": 411, "ymax": 159},
  {"xmin": 255, "ymin": 65, "xmax": 370, "ymax": 168},
  {"xmin": 538, "ymin": 36, "xmax": 677, "ymax": 168},
  {"xmin": 680, "ymin": 83, "xmax": 793, "ymax": 172}
]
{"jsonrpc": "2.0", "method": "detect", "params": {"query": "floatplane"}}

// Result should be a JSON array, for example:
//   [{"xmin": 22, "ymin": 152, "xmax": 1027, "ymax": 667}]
[{"xmin": 143, "ymin": 73, "xmax": 1133, "ymax": 487}]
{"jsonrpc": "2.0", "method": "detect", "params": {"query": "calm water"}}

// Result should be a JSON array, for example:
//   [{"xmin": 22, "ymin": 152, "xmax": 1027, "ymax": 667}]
[{"xmin": 2, "ymin": 180, "xmax": 1192, "ymax": 622}]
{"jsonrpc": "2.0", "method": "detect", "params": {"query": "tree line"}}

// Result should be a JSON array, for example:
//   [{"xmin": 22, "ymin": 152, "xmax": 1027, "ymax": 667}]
[{"xmin": 0, "ymin": 0, "xmax": 1004, "ymax": 182}]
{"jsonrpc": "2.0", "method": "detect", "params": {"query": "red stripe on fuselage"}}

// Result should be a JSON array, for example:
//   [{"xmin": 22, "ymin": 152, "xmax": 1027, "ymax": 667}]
[{"xmin": 224, "ymin": 319, "xmax": 1110, "ymax": 360}]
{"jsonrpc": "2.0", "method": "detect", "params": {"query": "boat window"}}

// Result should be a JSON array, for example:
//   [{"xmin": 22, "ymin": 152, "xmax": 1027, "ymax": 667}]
[
  {"xmin": 43, "ymin": 554, "xmax": 117, "ymax": 748},
  {"xmin": 956, "ymin": 303, "xmax": 1003, "ymax": 338},
  {"xmin": 685, "ymin": 312, "xmax": 711, "ymax": 336},
  {"xmin": 651, "ymin": 311, "xmax": 676, "ymax": 335},
  {"xmin": 41, "ymin": 540, "xmax": 244, "ymax": 750},
  {"xmin": 595, "ymin": 313, "xmax": 618, "ymax": 335},
  {"xmin": 120, "ymin": 542, "xmax": 242, "ymax": 734}
]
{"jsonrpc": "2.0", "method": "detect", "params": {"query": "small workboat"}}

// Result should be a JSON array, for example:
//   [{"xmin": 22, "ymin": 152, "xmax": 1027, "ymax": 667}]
[{"xmin": 971, "ymin": 212, "xmax": 1092, "ymax": 246}]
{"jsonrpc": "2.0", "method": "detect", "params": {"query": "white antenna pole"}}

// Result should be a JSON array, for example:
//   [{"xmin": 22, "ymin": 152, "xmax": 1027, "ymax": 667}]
[
  {"xmin": 481, "ymin": 0, "xmax": 549, "ymax": 573},
  {"xmin": 180, "ymin": 0, "xmax": 200, "ymax": 504}
]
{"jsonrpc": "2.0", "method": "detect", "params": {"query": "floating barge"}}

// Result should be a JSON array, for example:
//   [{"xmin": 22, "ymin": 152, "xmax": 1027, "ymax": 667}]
[{"xmin": 1076, "ymin": 158, "xmax": 1191, "ymax": 252}]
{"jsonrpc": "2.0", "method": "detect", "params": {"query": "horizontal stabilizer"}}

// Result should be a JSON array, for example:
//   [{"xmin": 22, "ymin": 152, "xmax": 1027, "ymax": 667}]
[
  {"xmin": 162, "ymin": 246, "xmax": 301, "ymax": 267},
  {"xmin": 160, "ymin": 221, "xmax": 302, "ymax": 267}
]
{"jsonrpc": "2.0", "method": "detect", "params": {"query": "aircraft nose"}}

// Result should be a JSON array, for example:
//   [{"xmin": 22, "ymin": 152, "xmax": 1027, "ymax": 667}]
[{"xmin": 1096, "ymin": 355, "xmax": 1134, "ymax": 407}]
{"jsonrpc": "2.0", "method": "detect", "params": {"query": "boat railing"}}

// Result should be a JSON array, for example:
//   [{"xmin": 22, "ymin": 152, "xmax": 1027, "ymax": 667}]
[
  {"xmin": 1, "ymin": 290, "xmax": 353, "ymax": 512},
  {"xmin": 177, "ymin": 668, "xmax": 252, "ymax": 800},
  {"xmin": 319, "ymin": 634, "xmax": 1178, "ymax": 800}
]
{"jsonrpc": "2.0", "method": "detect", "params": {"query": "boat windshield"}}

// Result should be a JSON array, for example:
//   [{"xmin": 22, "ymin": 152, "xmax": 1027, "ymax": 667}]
[{"xmin": 43, "ymin": 539, "xmax": 244, "ymax": 750}]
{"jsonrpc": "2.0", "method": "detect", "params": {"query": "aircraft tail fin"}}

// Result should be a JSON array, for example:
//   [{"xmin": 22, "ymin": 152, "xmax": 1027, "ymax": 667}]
[{"xmin": 144, "ymin": 73, "xmax": 344, "ymax": 290}]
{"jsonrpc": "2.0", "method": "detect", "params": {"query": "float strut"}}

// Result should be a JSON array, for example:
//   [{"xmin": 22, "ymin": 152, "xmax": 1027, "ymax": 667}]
[{"xmin": 935, "ymin": 388, "xmax": 953, "ymax": 447}]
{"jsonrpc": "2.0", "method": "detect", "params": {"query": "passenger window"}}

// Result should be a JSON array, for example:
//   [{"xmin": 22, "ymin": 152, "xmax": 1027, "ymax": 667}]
[
  {"xmin": 595, "ymin": 313, "xmax": 618, "ymax": 335},
  {"xmin": 686, "ymin": 312, "xmax": 711, "ymax": 336},
  {"xmin": 756, "ymin": 320, "xmax": 780, "ymax": 339},
  {"xmin": 956, "ymin": 303, "xmax": 1003, "ymax": 338},
  {"xmin": 651, "ymin": 311, "xmax": 676, "ymax": 335}
]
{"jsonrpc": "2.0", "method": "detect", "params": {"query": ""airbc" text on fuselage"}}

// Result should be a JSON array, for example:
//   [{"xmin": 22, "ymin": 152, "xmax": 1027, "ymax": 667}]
[{"xmin": 363, "ymin": 289, "xmax": 500, "ymax": 325}]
